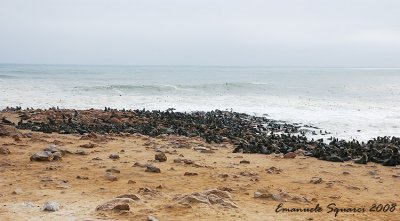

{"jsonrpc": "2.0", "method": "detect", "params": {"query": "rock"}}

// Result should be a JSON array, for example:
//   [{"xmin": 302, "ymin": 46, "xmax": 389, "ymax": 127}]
[
  {"xmin": 173, "ymin": 158, "xmax": 183, "ymax": 163},
  {"xmin": 239, "ymin": 160, "xmax": 250, "ymax": 164},
  {"xmin": 116, "ymin": 194, "xmax": 141, "ymax": 201},
  {"xmin": 133, "ymin": 162, "xmax": 150, "ymax": 168},
  {"xmin": 52, "ymin": 152, "xmax": 62, "ymax": 161},
  {"xmin": 127, "ymin": 180, "xmax": 136, "ymax": 184},
  {"xmin": 0, "ymin": 125, "xmax": 20, "ymax": 137},
  {"xmin": 76, "ymin": 175, "xmax": 89, "ymax": 180},
  {"xmin": 0, "ymin": 146, "xmax": 11, "ymax": 155},
  {"xmin": 310, "ymin": 177, "xmax": 323, "ymax": 184},
  {"xmin": 284, "ymin": 152, "xmax": 296, "ymax": 159},
  {"xmin": 43, "ymin": 145, "xmax": 65, "ymax": 155},
  {"xmin": 254, "ymin": 189, "xmax": 309, "ymax": 203},
  {"xmin": 194, "ymin": 146, "xmax": 208, "ymax": 151},
  {"xmin": 104, "ymin": 172, "xmax": 118, "ymax": 181},
  {"xmin": 30, "ymin": 151, "xmax": 54, "ymax": 162},
  {"xmin": 12, "ymin": 188, "xmax": 23, "ymax": 195},
  {"xmin": 106, "ymin": 168, "xmax": 121, "ymax": 173},
  {"xmin": 174, "ymin": 189, "xmax": 237, "ymax": 208},
  {"xmin": 183, "ymin": 159, "xmax": 194, "ymax": 164},
  {"xmin": 109, "ymin": 153, "xmax": 120, "ymax": 159},
  {"xmin": 43, "ymin": 201, "xmax": 60, "ymax": 212},
  {"xmin": 354, "ymin": 153, "xmax": 368, "ymax": 164},
  {"xmin": 184, "ymin": 172, "xmax": 198, "ymax": 176},
  {"xmin": 79, "ymin": 143, "xmax": 96, "ymax": 148},
  {"xmin": 254, "ymin": 191, "xmax": 273, "ymax": 199},
  {"xmin": 145, "ymin": 165, "xmax": 161, "ymax": 173},
  {"xmin": 201, "ymin": 150, "xmax": 215, "ymax": 154},
  {"xmin": 147, "ymin": 215, "xmax": 159, "ymax": 221},
  {"xmin": 95, "ymin": 198, "xmax": 133, "ymax": 211},
  {"xmin": 155, "ymin": 153, "xmax": 167, "ymax": 162},
  {"xmin": 266, "ymin": 166, "xmax": 282, "ymax": 174},
  {"xmin": 75, "ymin": 150, "xmax": 89, "ymax": 155}
]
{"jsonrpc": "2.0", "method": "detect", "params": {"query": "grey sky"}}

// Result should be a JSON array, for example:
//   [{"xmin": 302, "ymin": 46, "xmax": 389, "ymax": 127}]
[{"xmin": 0, "ymin": 0, "xmax": 399, "ymax": 66}]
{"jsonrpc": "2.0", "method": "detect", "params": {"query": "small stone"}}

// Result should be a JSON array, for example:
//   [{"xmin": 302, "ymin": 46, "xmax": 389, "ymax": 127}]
[
  {"xmin": 147, "ymin": 215, "xmax": 159, "ymax": 221},
  {"xmin": 12, "ymin": 188, "xmax": 23, "ymax": 195},
  {"xmin": 194, "ymin": 146, "xmax": 208, "ymax": 151},
  {"xmin": 0, "ymin": 147, "xmax": 11, "ymax": 155},
  {"xmin": 109, "ymin": 153, "xmax": 120, "ymax": 159},
  {"xmin": 106, "ymin": 168, "xmax": 121, "ymax": 173},
  {"xmin": 79, "ymin": 143, "xmax": 96, "ymax": 148},
  {"xmin": 127, "ymin": 180, "xmax": 136, "ymax": 184},
  {"xmin": 266, "ymin": 166, "xmax": 282, "ymax": 174},
  {"xmin": 76, "ymin": 175, "xmax": 89, "ymax": 180},
  {"xmin": 75, "ymin": 150, "xmax": 89, "ymax": 155},
  {"xmin": 96, "ymin": 198, "xmax": 132, "ymax": 211},
  {"xmin": 201, "ymin": 150, "xmax": 215, "ymax": 154},
  {"xmin": 133, "ymin": 162, "xmax": 150, "ymax": 168},
  {"xmin": 183, "ymin": 159, "xmax": 194, "ymax": 164},
  {"xmin": 43, "ymin": 201, "xmax": 60, "ymax": 212},
  {"xmin": 155, "ymin": 153, "xmax": 167, "ymax": 162},
  {"xmin": 173, "ymin": 158, "xmax": 183, "ymax": 163},
  {"xmin": 254, "ymin": 191, "xmax": 273, "ymax": 199},
  {"xmin": 184, "ymin": 172, "xmax": 198, "ymax": 176},
  {"xmin": 105, "ymin": 172, "xmax": 118, "ymax": 181},
  {"xmin": 116, "ymin": 194, "xmax": 141, "ymax": 201},
  {"xmin": 284, "ymin": 152, "xmax": 296, "ymax": 159},
  {"xmin": 145, "ymin": 165, "xmax": 161, "ymax": 173},
  {"xmin": 310, "ymin": 177, "xmax": 323, "ymax": 184},
  {"xmin": 240, "ymin": 160, "xmax": 250, "ymax": 164},
  {"xmin": 52, "ymin": 152, "xmax": 62, "ymax": 161}
]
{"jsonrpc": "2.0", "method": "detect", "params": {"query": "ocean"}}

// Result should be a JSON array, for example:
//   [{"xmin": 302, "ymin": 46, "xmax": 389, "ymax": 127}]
[{"xmin": 1, "ymin": 64, "xmax": 400, "ymax": 141}]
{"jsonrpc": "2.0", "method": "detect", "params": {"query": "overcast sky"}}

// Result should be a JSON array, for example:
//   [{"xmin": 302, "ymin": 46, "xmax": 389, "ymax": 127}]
[{"xmin": 0, "ymin": 0, "xmax": 399, "ymax": 66}]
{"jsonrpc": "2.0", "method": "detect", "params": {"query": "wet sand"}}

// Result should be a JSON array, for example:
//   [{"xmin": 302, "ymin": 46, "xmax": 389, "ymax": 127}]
[{"xmin": 1, "ymin": 128, "xmax": 400, "ymax": 221}]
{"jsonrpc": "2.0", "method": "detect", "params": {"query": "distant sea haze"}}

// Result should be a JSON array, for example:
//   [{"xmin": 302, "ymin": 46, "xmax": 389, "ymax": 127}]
[{"xmin": 1, "ymin": 64, "xmax": 400, "ymax": 141}]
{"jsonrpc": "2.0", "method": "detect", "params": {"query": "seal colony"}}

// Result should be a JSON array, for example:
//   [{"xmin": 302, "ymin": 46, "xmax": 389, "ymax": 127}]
[
  {"xmin": 4, "ymin": 106, "xmax": 399, "ymax": 167},
  {"xmin": 1, "ymin": 107, "xmax": 400, "ymax": 220}
]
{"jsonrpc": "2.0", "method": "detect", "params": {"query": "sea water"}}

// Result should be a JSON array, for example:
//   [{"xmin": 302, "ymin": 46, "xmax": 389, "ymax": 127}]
[{"xmin": 1, "ymin": 64, "xmax": 400, "ymax": 141}]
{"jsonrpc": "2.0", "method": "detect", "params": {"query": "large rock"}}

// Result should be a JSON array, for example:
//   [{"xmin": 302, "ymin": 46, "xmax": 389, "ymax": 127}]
[
  {"xmin": 174, "ymin": 189, "xmax": 237, "ymax": 208},
  {"xmin": 43, "ymin": 201, "xmax": 60, "ymax": 212},
  {"xmin": 30, "ymin": 151, "xmax": 54, "ymax": 162},
  {"xmin": 155, "ymin": 153, "xmax": 167, "ymax": 162},
  {"xmin": 116, "ymin": 194, "xmax": 141, "ymax": 201},
  {"xmin": 284, "ymin": 152, "xmax": 296, "ymax": 159},
  {"xmin": 95, "ymin": 198, "xmax": 133, "ymax": 211},
  {"xmin": 0, "ymin": 125, "xmax": 20, "ymax": 137},
  {"xmin": 145, "ymin": 165, "xmax": 161, "ymax": 173}
]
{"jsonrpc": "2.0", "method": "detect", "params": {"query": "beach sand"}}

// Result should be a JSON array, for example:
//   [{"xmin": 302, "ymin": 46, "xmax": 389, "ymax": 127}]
[{"xmin": 1, "ymin": 124, "xmax": 400, "ymax": 221}]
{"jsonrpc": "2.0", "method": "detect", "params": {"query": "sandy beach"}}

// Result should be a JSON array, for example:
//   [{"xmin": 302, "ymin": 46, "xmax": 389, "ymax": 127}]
[{"xmin": 1, "ymin": 110, "xmax": 400, "ymax": 221}]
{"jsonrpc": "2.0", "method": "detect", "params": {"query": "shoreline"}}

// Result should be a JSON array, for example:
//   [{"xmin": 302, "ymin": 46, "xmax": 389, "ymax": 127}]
[
  {"xmin": 0, "ymin": 125, "xmax": 399, "ymax": 220},
  {"xmin": 2, "ymin": 107, "xmax": 399, "ymax": 167}
]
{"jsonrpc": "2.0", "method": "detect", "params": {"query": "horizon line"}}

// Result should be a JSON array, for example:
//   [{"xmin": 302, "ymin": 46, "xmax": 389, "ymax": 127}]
[{"xmin": 1, "ymin": 62, "xmax": 400, "ymax": 69}]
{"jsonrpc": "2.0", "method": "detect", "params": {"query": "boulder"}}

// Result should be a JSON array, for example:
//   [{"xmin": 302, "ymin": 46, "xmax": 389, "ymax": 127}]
[
  {"xmin": 145, "ymin": 165, "xmax": 161, "ymax": 173},
  {"xmin": 284, "ymin": 152, "xmax": 296, "ymax": 159},
  {"xmin": 43, "ymin": 201, "xmax": 60, "ymax": 212},
  {"xmin": 155, "ymin": 153, "xmax": 167, "ymax": 162},
  {"xmin": 30, "ymin": 151, "xmax": 54, "ymax": 162},
  {"xmin": 95, "ymin": 198, "xmax": 133, "ymax": 211}
]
